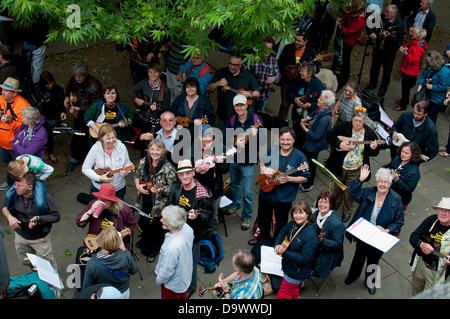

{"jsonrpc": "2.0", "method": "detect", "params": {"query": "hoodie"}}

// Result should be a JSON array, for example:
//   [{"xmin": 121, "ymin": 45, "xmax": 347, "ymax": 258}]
[{"xmin": 83, "ymin": 249, "xmax": 138, "ymax": 293}]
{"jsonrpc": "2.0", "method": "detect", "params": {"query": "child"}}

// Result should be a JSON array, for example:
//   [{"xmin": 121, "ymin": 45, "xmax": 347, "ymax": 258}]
[
  {"xmin": 7, "ymin": 154, "xmax": 54, "ymax": 182},
  {"xmin": 6, "ymin": 154, "xmax": 54, "ymax": 216}
]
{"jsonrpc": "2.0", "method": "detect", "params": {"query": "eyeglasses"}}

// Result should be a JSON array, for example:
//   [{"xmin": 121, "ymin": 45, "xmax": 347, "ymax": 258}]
[
  {"xmin": 229, "ymin": 62, "xmax": 241, "ymax": 67},
  {"xmin": 161, "ymin": 118, "xmax": 174, "ymax": 122}
]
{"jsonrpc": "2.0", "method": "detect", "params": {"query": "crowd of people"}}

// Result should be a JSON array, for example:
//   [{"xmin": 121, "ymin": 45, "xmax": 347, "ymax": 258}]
[{"xmin": 0, "ymin": 0, "xmax": 449, "ymax": 300}]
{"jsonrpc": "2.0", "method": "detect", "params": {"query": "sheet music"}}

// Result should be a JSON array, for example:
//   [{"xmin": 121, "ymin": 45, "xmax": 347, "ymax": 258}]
[
  {"xmin": 219, "ymin": 195, "xmax": 233, "ymax": 209},
  {"xmin": 346, "ymin": 217, "xmax": 400, "ymax": 253},
  {"xmin": 378, "ymin": 105, "xmax": 394, "ymax": 128},
  {"xmin": 26, "ymin": 253, "xmax": 64, "ymax": 289},
  {"xmin": 260, "ymin": 245, "xmax": 284, "ymax": 277}
]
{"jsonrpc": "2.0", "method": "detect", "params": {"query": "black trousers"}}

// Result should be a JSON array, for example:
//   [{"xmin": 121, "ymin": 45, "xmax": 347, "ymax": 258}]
[
  {"xmin": 70, "ymin": 110, "xmax": 90, "ymax": 162},
  {"xmin": 400, "ymin": 73, "xmax": 417, "ymax": 108},
  {"xmin": 347, "ymin": 239, "xmax": 384, "ymax": 285},
  {"xmin": 369, "ymin": 48, "xmax": 397, "ymax": 90},
  {"xmin": 301, "ymin": 149, "xmax": 319, "ymax": 188},
  {"xmin": 257, "ymin": 196, "xmax": 292, "ymax": 241}
]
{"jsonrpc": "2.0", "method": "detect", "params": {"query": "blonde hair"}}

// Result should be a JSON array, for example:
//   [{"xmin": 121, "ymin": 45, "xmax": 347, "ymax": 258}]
[
  {"xmin": 146, "ymin": 139, "xmax": 166, "ymax": 164},
  {"xmin": 96, "ymin": 226, "xmax": 122, "ymax": 254},
  {"xmin": 7, "ymin": 159, "xmax": 26, "ymax": 181},
  {"xmin": 411, "ymin": 27, "xmax": 427, "ymax": 40},
  {"xmin": 98, "ymin": 123, "xmax": 117, "ymax": 142}
]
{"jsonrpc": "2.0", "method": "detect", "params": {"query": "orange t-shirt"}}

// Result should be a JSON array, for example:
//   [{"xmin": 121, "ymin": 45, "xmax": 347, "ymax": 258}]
[{"xmin": 295, "ymin": 48, "xmax": 305, "ymax": 62}]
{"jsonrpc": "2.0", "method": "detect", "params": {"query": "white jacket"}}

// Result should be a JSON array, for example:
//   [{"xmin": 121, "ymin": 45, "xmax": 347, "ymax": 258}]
[{"xmin": 82, "ymin": 140, "xmax": 132, "ymax": 191}]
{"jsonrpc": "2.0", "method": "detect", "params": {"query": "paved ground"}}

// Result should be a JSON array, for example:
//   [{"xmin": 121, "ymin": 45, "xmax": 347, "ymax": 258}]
[{"xmin": 1, "ymin": 7, "xmax": 450, "ymax": 302}]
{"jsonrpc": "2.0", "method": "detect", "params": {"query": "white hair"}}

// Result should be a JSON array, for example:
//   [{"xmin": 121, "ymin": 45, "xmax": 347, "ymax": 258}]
[
  {"xmin": 161, "ymin": 205, "xmax": 186, "ymax": 230},
  {"xmin": 321, "ymin": 90, "xmax": 336, "ymax": 107},
  {"xmin": 375, "ymin": 168, "xmax": 393, "ymax": 183}
]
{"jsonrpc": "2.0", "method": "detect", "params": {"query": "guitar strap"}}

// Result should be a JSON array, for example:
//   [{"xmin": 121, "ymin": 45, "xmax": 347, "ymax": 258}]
[{"xmin": 279, "ymin": 148, "xmax": 293, "ymax": 173}]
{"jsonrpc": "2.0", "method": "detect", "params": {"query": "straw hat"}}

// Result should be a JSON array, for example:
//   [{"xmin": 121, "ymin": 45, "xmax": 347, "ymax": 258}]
[
  {"xmin": 0, "ymin": 77, "xmax": 22, "ymax": 92},
  {"xmin": 92, "ymin": 184, "xmax": 120, "ymax": 202},
  {"xmin": 432, "ymin": 197, "xmax": 450, "ymax": 210},
  {"xmin": 176, "ymin": 159, "xmax": 195, "ymax": 173}
]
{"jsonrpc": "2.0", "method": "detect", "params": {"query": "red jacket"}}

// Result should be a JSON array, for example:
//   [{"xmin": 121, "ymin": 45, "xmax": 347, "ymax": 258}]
[
  {"xmin": 341, "ymin": 10, "xmax": 366, "ymax": 46},
  {"xmin": 400, "ymin": 39, "xmax": 427, "ymax": 76}
]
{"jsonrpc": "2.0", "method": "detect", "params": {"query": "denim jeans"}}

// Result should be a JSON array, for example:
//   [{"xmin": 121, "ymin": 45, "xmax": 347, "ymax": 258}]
[{"xmin": 229, "ymin": 163, "xmax": 255, "ymax": 221}]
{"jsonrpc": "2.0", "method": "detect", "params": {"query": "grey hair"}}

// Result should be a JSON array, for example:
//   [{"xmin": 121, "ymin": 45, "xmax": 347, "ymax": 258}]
[
  {"xmin": 21, "ymin": 107, "xmax": 41, "ymax": 125},
  {"xmin": 375, "ymin": 167, "xmax": 393, "ymax": 183},
  {"xmin": 321, "ymin": 90, "xmax": 336, "ymax": 107},
  {"xmin": 161, "ymin": 205, "xmax": 186, "ymax": 230},
  {"xmin": 388, "ymin": 4, "xmax": 398, "ymax": 16},
  {"xmin": 73, "ymin": 62, "xmax": 89, "ymax": 76},
  {"xmin": 302, "ymin": 62, "xmax": 316, "ymax": 75},
  {"xmin": 426, "ymin": 0, "xmax": 434, "ymax": 7}
]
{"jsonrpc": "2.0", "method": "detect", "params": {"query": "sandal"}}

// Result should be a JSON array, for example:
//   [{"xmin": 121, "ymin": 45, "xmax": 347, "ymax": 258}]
[
  {"xmin": 439, "ymin": 146, "xmax": 447, "ymax": 151},
  {"xmin": 439, "ymin": 151, "xmax": 450, "ymax": 157}
]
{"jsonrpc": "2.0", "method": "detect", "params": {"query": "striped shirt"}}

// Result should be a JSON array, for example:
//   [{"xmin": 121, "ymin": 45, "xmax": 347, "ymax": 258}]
[{"xmin": 230, "ymin": 267, "xmax": 263, "ymax": 299}]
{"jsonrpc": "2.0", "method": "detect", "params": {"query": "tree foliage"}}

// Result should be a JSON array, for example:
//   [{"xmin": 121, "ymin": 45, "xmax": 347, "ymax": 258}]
[{"xmin": 1, "ymin": 0, "xmax": 347, "ymax": 63}]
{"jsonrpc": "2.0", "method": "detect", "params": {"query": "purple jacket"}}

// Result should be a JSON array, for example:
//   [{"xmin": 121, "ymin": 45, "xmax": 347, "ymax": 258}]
[{"xmin": 12, "ymin": 115, "xmax": 48, "ymax": 161}]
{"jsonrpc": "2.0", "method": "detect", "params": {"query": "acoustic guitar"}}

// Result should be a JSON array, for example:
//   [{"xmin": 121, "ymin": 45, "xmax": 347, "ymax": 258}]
[
  {"xmin": 258, "ymin": 162, "xmax": 309, "ymax": 193},
  {"xmin": 336, "ymin": 135, "xmax": 386, "ymax": 151},
  {"xmin": 194, "ymin": 147, "xmax": 237, "ymax": 172},
  {"xmin": 176, "ymin": 115, "xmax": 208, "ymax": 128},
  {"xmin": 89, "ymin": 119, "xmax": 133, "ymax": 138},
  {"xmin": 94, "ymin": 163, "xmax": 135, "ymax": 178},
  {"xmin": 84, "ymin": 228, "xmax": 131, "ymax": 252},
  {"xmin": 221, "ymin": 86, "xmax": 253, "ymax": 105},
  {"xmin": 284, "ymin": 55, "xmax": 323, "ymax": 80}
]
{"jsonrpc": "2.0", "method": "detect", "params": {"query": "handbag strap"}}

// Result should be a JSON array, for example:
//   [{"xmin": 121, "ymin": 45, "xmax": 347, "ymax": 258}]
[{"xmin": 92, "ymin": 256, "xmax": 128, "ymax": 278}]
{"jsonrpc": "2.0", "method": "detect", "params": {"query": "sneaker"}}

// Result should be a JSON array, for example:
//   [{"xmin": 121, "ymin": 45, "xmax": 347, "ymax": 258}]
[
  {"xmin": 299, "ymin": 185, "xmax": 313, "ymax": 192},
  {"xmin": 0, "ymin": 182, "xmax": 11, "ymax": 191},
  {"xmin": 241, "ymin": 219, "xmax": 251, "ymax": 231}
]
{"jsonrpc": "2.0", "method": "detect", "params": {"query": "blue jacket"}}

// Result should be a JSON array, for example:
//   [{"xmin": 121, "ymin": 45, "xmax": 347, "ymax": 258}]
[
  {"xmin": 169, "ymin": 93, "xmax": 216, "ymax": 136},
  {"xmin": 312, "ymin": 210, "xmax": 345, "ymax": 279},
  {"xmin": 275, "ymin": 221, "xmax": 319, "ymax": 280},
  {"xmin": 382, "ymin": 155, "xmax": 420, "ymax": 206},
  {"xmin": 303, "ymin": 108, "xmax": 332, "ymax": 153},
  {"xmin": 347, "ymin": 179, "xmax": 405, "ymax": 239},
  {"xmin": 418, "ymin": 64, "xmax": 450, "ymax": 106},
  {"xmin": 287, "ymin": 76, "xmax": 325, "ymax": 123},
  {"xmin": 391, "ymin": 110, "xmax": 439, "ymax": 161}
]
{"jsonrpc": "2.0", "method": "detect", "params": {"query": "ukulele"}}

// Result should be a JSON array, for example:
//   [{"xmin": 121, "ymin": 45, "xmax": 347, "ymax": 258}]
[
  {"xmin": 139, "ymin": 181, "xmax": 163, "ymax": 192},
  {"xmin": 392, "ymin": 133, "xmax": 429, "ymax": 162},
  {"xmin": 284, "ymin": 55, "xmax": 323, "ymax": 80},
  {"xmin": 134, "ymin": 91, "xmax": 153, "ymax": 109},
  {"xmin": 69, "ymin": 92, "xmax": 79, "ymax": 115},
  {"xmin": 297, "ymin": 91, "xmax": 319, "ymax": 105},
  {"xmin": 89, "ymin": 119, "xmax": 133, "ymax": 138},
  {"xmin": 336, "ymin": 135, "xmax": 386, "ymax": 151},
  {"xmin": 94, "ymin": 163, "xmax": 135, "ymax": 178},
  {"xmin": 176, "ymin": 115, "xmax": 208, "ymax": 128},
  {"xmin": 258, "ymin": 162, "xmax": 309, "ymax": 193},
  {"xmin": 194, "ymin": 147, "xmax": 237, "ymax": 172},
  {"xmin": 84, "ymin": 228, "xmax": 131, "ymax": 252},
  {"xmin": 234, "ymin": 120, "xmax": 263, "ymax": 146},
  {"xmin": 221, "ymin": 86, "xmax": 253, "ymax": 105}
]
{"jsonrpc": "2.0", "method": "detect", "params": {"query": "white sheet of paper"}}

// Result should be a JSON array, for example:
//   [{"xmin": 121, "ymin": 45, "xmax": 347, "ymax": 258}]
[
  {"xmin": 376, "ymin": 123, "xmax": 390, "ymax": 141},
  {"xmin": 219, "ymin": 195, "xmax": 233, "ymax": 208},
  {"xmin": 379, "ymin": 105, "xmax": 394, "ymax": 128},
  {"xmin": 346, "ymin": 217, "xmax": 399, "ymax": 253},
  {"xmin": 260, "ymin": 245, "xmax": 284, "ymax": 277},
  {"xmin": 26, "ymin": 253, "xmax": 64, "ymax": 289}
]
